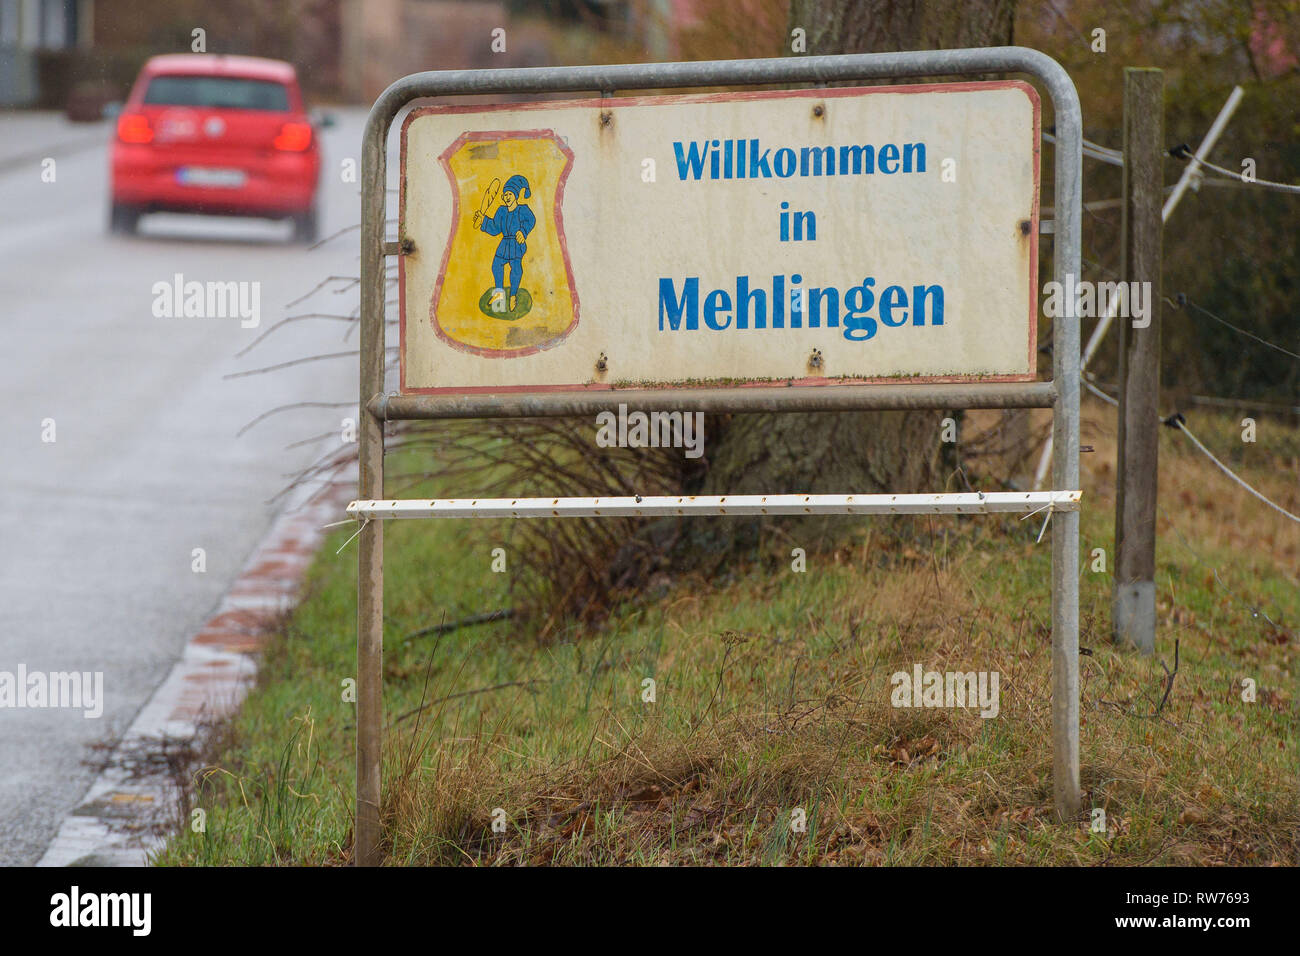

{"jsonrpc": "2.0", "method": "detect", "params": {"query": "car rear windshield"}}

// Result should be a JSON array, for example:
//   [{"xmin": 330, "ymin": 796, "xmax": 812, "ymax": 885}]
[{"xmin": 143, "ymin": 75, "xmax": 291, "ymax": 111}]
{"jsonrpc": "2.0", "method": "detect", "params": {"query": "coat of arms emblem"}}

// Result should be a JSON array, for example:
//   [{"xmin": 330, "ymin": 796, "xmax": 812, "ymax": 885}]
[{"xmin": 430, "ymin": 130, "xmax": 579, "ymax": 357}]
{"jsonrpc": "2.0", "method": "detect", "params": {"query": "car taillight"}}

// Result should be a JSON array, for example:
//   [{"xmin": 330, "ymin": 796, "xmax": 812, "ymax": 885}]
[
  {"xmin": 117, "ymin": 113, "xmax": 153, "ymax": 144},
  {"xmin": 273, "ymin": 122, "xmax": 312, "ymax": 151}
]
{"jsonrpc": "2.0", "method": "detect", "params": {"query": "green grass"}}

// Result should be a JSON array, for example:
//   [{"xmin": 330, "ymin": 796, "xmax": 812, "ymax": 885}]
[{"xmin": 155, "ymin": 405, "xmax": 1299, "ymax": 866}]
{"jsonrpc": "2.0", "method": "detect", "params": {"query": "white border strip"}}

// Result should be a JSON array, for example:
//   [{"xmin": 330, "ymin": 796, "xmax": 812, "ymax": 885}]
[{"xmin": 347, "ymin": 491, "xmax": 1082, "ymax": 520}]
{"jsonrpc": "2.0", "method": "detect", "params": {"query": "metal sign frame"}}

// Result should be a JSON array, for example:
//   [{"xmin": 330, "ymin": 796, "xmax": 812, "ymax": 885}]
[{"xmin": 356, "ymin": 48, "xmax": 1082, "ymax": 867}]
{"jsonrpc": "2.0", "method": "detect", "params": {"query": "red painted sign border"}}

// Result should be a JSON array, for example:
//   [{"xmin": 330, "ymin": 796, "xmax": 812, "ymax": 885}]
[{"xmin": 398, "ymin": 79, "xmax": 1041, "ymax": 396}]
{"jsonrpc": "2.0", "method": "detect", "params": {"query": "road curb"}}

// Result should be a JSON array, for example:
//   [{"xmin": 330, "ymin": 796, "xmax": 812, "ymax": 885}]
[{"xmin": 37, "ymin": 476, "xmax": 355, "ymax": 867}]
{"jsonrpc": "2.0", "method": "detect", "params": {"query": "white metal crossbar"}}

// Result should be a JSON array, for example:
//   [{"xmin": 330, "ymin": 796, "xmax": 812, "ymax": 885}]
[{"xmin": 346, "ymin": 491, "xmax": 1082, "ymax": 521}]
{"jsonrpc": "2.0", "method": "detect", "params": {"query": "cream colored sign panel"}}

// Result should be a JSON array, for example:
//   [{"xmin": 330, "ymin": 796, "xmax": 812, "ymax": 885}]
[{"xmin": 399, "ymin": 82, "xmax": 1039, "ymax": 394}]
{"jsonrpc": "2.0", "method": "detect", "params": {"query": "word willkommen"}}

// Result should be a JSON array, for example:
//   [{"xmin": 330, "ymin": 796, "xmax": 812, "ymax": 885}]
[{"xmin": 673, "ymin": 139, "xmax": 927, "ymax": 180}]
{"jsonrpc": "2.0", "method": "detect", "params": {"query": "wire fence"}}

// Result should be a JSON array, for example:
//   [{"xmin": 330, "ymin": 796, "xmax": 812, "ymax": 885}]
[
  {"xmin": 1046, "ymin": 128, "xmax": 1300, "ymax": 196},
  {"xmin": 1042, "ymin": 104, "xmax": 1299, "ymax": 638},
  {"xmin": 1170, "ymin": 295, "xmax": 1300, "ymax": 362}
]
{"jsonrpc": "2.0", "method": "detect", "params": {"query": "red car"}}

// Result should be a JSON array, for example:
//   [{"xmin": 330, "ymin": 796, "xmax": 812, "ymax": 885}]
[{"xmin": 110, "ymin": 54, "xmax": 322, "ymax": 242}]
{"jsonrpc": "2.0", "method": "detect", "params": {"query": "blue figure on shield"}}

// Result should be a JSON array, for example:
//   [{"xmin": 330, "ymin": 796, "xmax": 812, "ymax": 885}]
[{"xmin": 473, "ymin": 173, "xmax": 536, "ymax": 315}]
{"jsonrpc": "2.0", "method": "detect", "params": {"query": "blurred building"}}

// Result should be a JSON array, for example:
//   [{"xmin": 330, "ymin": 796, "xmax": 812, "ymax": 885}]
[
  {"xmin": 1, "ymin": 0, "xmax": 674, "ymax": 111},
  {"xmin": 340, "ymin": 0, "xmax": 514, "ymax": 102},
  {"xmin": 0, "ymin": 0, "xmax": 94, "ymax": 106}
]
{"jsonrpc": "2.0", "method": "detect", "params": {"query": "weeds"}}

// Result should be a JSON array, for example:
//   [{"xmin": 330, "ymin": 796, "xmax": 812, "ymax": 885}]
[{"xmin": 156, "ymin": 402, "xmax": 1299, "ymax": 866}]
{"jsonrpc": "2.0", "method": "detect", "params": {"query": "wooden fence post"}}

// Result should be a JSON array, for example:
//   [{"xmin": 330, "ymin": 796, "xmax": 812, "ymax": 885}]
[{"xmin": 1113, "ymin": 67, "xmax": 1163, "ymax": 655}]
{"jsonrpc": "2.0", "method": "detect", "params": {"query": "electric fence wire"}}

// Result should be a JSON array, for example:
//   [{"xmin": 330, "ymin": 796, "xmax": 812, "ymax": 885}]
[
  {"xmin": 1047, "ymin": 130, "xmax": 1300, "ymax": 196},
  {"xmin": 1164, "ymin": 414, "xmax": 1300, "ymax": 526},
  {"xmin": 1073, "ymin": 380, "xmax": 1297, "ymax": 632},
  {"xmin": 1079, "ymin": 376, "xmax": 1300, "ymax": 528},
  {"xmin": 1071, "ymin": 262, "xmax": 1297, "ymax": 523},
  {"xmin": 1166, "ymin": 295, "xmax": 1300, "ymax": 361},
  {"xmin": 1042, "ymin": 130, "xmax": 1124, "ymax": 166},
  {"xmin": 1172, "ymin": 148, "xmax": 1300, "ymax": 195}
]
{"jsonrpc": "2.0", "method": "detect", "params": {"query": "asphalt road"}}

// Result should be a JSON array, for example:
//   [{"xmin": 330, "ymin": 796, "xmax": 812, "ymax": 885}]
[{"xmin": 0, "ymin": 109, "xmax": 383, "ymax": 865}]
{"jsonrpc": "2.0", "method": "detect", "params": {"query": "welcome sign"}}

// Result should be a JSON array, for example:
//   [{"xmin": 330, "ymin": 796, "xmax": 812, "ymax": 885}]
[{"xmin": 399, "ymin": 81, "xmax": 1040, "ymax": 394}]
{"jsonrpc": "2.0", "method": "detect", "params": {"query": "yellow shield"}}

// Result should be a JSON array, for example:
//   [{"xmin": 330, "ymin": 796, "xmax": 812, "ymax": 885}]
[{"xmin": 430, "ymin": 131, "xmax": 578, "ymax": 357}]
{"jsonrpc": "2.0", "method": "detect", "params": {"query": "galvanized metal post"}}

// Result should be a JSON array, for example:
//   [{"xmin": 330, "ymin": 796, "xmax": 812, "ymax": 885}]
[
  {"xmin": 356, "ymin": 103, "xmax": 390, "ymax": 867},
  {"xmin": 1048, "ymin": 63, "xmax": 1084, "ymax": 822},
  {"xmin": 355, "ymin": 47, "xmax": 1085, "ymax": 860}
]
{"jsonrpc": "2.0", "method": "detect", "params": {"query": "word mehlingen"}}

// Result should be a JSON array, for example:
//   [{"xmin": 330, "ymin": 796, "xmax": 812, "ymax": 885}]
[
  {"xmin": 0, "ymin": 665, "xmax": 103, "ymax": 718},
  {"xmin": 659, "ymin": 274, "xmax": 945, "ymax": 342},
  {"xmin": 596, "ymin": 404, "xmax": 704, "ymax": 459},
  {"xmin": 891, "ymin": 665, "xmax": 1000, "ymax": 718}
]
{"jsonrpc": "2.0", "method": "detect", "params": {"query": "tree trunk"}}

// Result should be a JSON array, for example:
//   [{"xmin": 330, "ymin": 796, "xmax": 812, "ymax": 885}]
[
  {"xmin": 689, "ymin": 0, "xmax": 1018, "ymax": 554},
  {"xmin": 790, "ymin": 0, "xmax": 1016, "ymax": 59}
]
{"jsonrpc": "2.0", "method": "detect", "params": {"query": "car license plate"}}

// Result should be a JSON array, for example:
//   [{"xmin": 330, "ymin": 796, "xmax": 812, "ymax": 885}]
[{"xmin": 176, "ymin": 167, "xmax": 246, "ymax": 188}]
